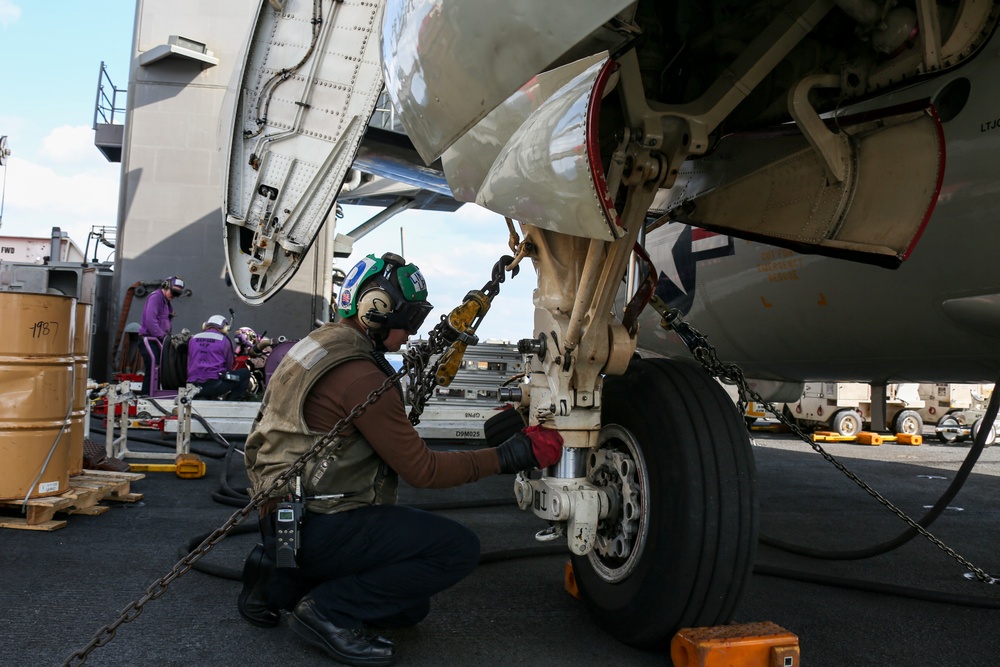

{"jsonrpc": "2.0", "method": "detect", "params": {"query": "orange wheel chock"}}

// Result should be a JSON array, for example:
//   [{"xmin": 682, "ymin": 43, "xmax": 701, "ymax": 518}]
[{"xmin": 671, "ymin": 621, "xmax": 800, "ymax": 667}]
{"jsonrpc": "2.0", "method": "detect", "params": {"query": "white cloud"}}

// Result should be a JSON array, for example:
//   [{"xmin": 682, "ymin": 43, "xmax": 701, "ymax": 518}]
[
  {"xmin": 0, "ymin": 0, "xmax": 20, "ymax": 29},
  {"xmin": 0, "ymin": 127, "xmax": 118, "ymax": 251},
  {"xmin": 39, "ymin": 125, "xmax": 103, "ymax": 164},
  {"xmin": 0, "ymin": 115, "xmax": 25, "ymax": 139},
  {"xmin": 336, "ymin": 203, "xmax": 538, "ymax": 341},
  {"xmin": 0, "ymin": 154, "xmax": 119, "ymax": 251}
]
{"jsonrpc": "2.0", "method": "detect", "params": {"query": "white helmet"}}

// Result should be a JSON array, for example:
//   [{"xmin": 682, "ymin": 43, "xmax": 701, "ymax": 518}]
[{"xmin": 203, "ymin": 314, "xmax": 230, "ymax": 332}]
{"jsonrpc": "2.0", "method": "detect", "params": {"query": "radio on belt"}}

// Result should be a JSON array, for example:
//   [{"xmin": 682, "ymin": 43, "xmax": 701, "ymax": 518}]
[{"xmin": 275, "ymin": 477, "xmax": 304, "ymax": 569}]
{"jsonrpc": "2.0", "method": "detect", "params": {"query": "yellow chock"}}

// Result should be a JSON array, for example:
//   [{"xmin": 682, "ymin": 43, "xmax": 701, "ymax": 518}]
[
  {"xmin": 564, "ymin": 561, "xmax": 580, "ymax": 600},
  {"xmin": 898, "ymin": 433, "xmax": 923, "ymax": 445},
  {"xmin": 813, "ymin": 432, "xmax": 856, "ymax": 442},
  {"xmin": 671, "ymin": 622, "xmax": 800, "ymax": 667},
  {"xmin": 127, "ymin": 463, "xmax": 177, "ymax": 474},
  {"xmin": 858, "ymin": 431, "xmax": 883, "ymax": 445},
  {"xmin": 127, "ymin": 456, "xmax": 206, "ymax": 478},
  {"xmin": 175, "ymin": 454, "xmax": 206, "ymax": 479}
]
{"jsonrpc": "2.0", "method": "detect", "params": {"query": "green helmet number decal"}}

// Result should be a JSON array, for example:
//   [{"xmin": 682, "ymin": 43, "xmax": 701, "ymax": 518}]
[
  {"xmin": 337, "ymin": 253, "xmax": 430, "ymax": 321},
  {"xmin": 398, "ymin": 264, "xmax": 428, "ymax": 302}
]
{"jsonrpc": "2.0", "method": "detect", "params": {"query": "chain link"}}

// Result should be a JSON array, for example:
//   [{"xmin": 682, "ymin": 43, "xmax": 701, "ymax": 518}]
[
  {"xmin": 403, "ymin": 323, "xmax": 448, "ymax": 425},
  {"xmin": 62, "ymin": 256, "xmax": 517, "ymax": 666},
  {"xmin": 405, "ymin": 256, "xmax": 516, "ymax": 424},
  {"xmin": 651, "ymin": 296, "xmax": 997, "ymax": 584}
]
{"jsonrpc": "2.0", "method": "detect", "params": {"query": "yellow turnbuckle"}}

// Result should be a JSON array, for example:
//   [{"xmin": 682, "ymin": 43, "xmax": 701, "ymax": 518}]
[
  {"xmin": 435, "ymin": 291, "xmax": 491, "ymax": 387},
  {"xmin": 433, "ymin": 253, "xmax": 519, "ymax": 387}
]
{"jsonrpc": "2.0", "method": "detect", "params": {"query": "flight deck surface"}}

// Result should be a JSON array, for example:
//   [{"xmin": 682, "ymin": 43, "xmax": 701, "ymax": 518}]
[{"xmin": 3, "ymin": 431, "xmax": 999, "ymax": 666}]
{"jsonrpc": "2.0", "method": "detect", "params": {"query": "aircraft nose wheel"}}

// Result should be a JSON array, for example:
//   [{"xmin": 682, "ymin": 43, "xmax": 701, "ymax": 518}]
[
  {"xmin": 587, "ymin": 426, "xmax": 649, "ymax": 579},
  {"xmin": 571, "ymin": 358, "xmax": 758, "ymax": 649}
]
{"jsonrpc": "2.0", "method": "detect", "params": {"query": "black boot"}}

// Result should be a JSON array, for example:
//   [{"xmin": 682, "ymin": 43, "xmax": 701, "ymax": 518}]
[
  {"xmin": 237, "ymin": 543, "xmax": 280, "ymax": 628},
  {"xmin": 289, "ymin": 596, "xmax": 396, "ymax": 666}
]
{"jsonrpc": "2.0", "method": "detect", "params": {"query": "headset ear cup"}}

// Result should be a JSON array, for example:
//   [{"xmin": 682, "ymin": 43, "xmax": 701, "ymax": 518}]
[{"xmin": 357, "ymin": 288, "xmax": 393, "ymax": 330}]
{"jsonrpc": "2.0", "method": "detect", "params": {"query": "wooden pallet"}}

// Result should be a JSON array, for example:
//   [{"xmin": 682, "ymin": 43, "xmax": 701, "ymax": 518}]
[{"xmin": 0, "ymin": 470, "xmax": 145, "ymax": 531}]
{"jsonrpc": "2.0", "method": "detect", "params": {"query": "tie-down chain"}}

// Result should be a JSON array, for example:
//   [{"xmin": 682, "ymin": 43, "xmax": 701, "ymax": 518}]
[
  {"xmin": 61, "ymin": 255, "xmax": 519, "ymax": 666},
  {"xmin": 649, "ymin": 294, "xmax": 998, "ymax": 585}
]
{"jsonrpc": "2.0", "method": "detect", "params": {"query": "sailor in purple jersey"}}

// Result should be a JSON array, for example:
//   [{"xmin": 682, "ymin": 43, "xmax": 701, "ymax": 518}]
[
  {"xmin": 187, "ymin": 315, "xmax": 250, "ymax": 400},
  {"xmin": 138, "ymin": 276, "xmax": 184, "ymax": 395}
]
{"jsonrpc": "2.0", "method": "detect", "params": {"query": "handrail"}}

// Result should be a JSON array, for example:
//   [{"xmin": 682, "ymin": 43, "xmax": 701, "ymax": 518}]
[
  {"xmin": 92, "ymin": 61, "xmax": 127, "ymax": 129},
  {"xmin": 370, "ymin": 88, "xmax": 404, "ymax": 133}
]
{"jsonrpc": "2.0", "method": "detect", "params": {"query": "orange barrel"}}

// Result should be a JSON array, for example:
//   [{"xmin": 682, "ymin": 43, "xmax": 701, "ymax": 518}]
[
  {"xmin": 0, "ymin": 292, "xmax": 77, "ymax": 500},
  {"xmin": 67, "ymin": 302, "xmax": 92, "ymax": 475}
]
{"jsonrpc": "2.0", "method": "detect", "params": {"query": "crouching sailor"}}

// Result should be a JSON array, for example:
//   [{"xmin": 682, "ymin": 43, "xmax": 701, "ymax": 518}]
[{"xmin": 239, "ymin": 252, "xmax": 563, "ymax": 666}]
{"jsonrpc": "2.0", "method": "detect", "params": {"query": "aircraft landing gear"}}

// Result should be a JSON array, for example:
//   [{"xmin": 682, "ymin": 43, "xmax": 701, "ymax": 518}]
[
  {"xmin": 572, "ymin": 358, "xmax": 758, "ymax": 649},
  {"xmin": 506, "ymin": 45, "xmax": 757, "ymax": 648}
]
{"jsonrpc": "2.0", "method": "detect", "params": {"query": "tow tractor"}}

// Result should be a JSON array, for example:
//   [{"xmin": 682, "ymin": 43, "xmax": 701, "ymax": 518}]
[
  {"xmin": 916, "ymin": 383, "xmax": 995, "ymax": 425},
  {"xmin": 934, "ymin": 385, "xmax": 999, "ymax": 446},
  {"xmin": 781, "ymin": 383, "xmax": 926, "ymax": 437}
]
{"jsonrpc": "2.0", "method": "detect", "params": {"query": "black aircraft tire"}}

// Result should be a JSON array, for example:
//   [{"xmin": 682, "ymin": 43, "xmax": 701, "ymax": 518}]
[{"xmin": 572, "ymin": 358, "xmax": 758, "ymax": 649}]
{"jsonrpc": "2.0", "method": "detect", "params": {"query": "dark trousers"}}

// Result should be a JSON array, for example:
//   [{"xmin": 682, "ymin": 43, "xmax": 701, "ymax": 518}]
[
  {"xmin": 195, "ymin": 368, "xmax": 250, "ymax": 400},
  {"xmin": 139, "ymin": 337, "xmax": 162, "ymax": 396},
  {"xmin": 263, "ymin": 505, "xmax": 480, "ymax": 629}
]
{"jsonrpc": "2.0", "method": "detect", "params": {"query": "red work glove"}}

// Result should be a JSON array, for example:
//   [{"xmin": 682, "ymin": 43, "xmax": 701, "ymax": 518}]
[
  {"xmin": 523, "ymin": 424, "xmax": 563, "ymax": 468},
  {"xmin": 495, "ymin": 425, "xmax": 563, "ymax": 473}
]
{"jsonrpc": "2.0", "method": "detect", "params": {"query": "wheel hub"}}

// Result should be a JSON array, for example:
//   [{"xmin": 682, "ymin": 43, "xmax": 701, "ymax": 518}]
[{"xmin": 587, "ymin": 424, "xmax": 650, "ymax": 582}]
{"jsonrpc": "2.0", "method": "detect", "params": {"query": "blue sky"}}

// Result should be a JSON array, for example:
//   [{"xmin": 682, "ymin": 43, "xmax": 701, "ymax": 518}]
[
  {"xmin": 0, "ymin": 0, "xmax": 133, "ymax": 259},
  {"xmin": 335, "ymin": 205, "xmax": 538, "ymax": 343},
  {"xmin": 0, "ymin": 0, "xmax": 537, "ymax": 342}
]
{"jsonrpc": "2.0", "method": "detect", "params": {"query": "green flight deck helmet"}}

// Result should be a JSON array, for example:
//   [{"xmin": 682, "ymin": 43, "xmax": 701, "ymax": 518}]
[{"xmin": 337, "ymin": 253, "xmax": 433, "ymax": 335}]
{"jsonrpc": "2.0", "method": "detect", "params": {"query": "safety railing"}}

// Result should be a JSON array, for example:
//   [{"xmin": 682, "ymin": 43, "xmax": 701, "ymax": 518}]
[
  {"xmin": 93, "ymin": 61, "xmax": 127, "ymax": 129},
  {"xmin": 370, "ymin": 88, "xmax": 405, "ymax": 133}
]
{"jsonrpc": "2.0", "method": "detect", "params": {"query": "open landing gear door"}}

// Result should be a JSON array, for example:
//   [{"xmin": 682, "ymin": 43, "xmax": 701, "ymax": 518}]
[
  {"xmin": 223, "ymin": 0, "xmax": 385, "ymax": 305},
  {"xmin": 381, "ymin": 0, "xmax": 635, "ymax": 164},
  {"xmin": 655, "ymin": 107, "xmax": 945, "ymax": 268}
]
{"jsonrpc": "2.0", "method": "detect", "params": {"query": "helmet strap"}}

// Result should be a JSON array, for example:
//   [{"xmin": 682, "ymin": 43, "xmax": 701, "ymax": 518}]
[{"xmin": 366, "ymin": 327, "xmax": 388, "ymax": 352}]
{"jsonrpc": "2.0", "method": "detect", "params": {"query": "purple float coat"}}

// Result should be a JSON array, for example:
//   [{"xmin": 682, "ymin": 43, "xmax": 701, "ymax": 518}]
[
  {"xmin": 139, "ymin": 289, "xmax": 173, "ymax": 339},
  {"xmin": 187, "ymin": 330, "xmax": 234, "ymax": 383}
]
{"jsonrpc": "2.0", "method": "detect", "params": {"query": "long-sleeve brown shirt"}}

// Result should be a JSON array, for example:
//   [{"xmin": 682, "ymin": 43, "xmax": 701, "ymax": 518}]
[{"xmin": 303, "ymin": 358, "xmax": 501, "ymax": 488}]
